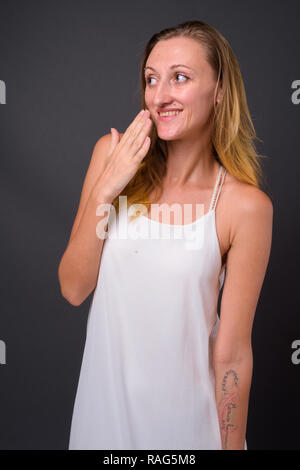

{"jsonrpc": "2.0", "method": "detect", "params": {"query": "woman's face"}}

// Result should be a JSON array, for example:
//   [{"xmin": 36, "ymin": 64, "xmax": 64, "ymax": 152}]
[{"xmin": 144, "ymin": 36, "xmax": 220, "ymax": 141}]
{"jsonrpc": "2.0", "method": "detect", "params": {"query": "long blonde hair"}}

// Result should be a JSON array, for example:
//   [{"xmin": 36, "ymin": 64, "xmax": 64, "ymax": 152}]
[{"xmin": 112, "ymin": 20, "xmax": 267, "ymax": 220}]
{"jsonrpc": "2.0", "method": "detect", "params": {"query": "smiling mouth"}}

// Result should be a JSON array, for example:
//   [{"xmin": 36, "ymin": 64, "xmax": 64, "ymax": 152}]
[{"xmin": 157, "ymin": 110, "xmax": 183, "ymax": 120}]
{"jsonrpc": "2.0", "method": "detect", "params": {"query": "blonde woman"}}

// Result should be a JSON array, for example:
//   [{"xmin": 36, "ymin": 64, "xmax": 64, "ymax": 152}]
[{"xmin": 59, "ymin": 20, "xmax": 273, "ymax": 450}]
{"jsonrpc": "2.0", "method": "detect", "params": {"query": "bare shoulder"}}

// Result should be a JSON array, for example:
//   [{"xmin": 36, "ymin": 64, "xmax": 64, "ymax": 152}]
[
  {"xmin": 223, "ymin": 171, "xmax": 273, "ymax": 245},
  {"xmin": 92, "ymin": 132, "xmax": 125, "ymax": 171},
  {"xmin": 66, "ymin": 132, "xmax": 125, "ymax": 243},
  {"xmin": 94, "ymin": 132, "xmax": 125, "ymax": 152}
]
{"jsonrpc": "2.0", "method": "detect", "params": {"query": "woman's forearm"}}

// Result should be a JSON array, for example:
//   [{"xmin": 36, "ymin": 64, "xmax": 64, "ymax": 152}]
[
  {"xmin": 58, "ymin": 192, "xmax": 112, "ymax": 306},
  {"xmin": 213, "ymin": 349, "xmax": 253, "ymax": 450}
]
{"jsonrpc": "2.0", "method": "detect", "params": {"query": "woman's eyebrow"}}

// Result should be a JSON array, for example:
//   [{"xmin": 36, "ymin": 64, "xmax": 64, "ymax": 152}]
[{"xmin": 144, "ymin": 64, "xmax": 194, "ymax": 72}]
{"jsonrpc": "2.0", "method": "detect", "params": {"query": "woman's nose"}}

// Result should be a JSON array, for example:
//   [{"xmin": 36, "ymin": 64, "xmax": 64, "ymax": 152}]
[{"xmin": 153, "ymin": 80, "xmax": 174, "ymax": 105}]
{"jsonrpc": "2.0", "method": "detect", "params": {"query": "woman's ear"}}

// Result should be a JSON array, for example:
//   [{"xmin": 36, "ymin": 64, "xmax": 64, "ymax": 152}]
[{"xmin": 216, "ymin": 83, "xmax": 223, "ymax": 104}]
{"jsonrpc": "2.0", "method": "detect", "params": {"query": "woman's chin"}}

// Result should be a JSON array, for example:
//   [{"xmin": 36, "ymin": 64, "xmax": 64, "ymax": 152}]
[{"xmin": 156, "ymin": 128, "xmax": 183, "ymax": 141}]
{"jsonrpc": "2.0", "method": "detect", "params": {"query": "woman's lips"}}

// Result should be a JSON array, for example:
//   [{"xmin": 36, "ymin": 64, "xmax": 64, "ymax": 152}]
[{"xmin": 157, "ymin": 110, "xmax": 183, "ymax": 122}]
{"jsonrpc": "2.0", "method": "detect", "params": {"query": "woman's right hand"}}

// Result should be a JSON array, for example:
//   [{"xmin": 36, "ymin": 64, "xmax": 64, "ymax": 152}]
[{"xmin": 93, "ymin": 109, "xmax": 153, "ymax": 203}]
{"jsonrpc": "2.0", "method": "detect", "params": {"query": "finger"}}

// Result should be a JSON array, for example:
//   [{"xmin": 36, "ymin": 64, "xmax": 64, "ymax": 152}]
[
  {"xmin": 108, "ymin": 128, "xmax": 120, "ymax": 156},
  {"xmin": 123, "ymin": 109, "xmax": 145, "ymax": 138},
  {"xmin": 122, "ymin": 112, "xmax": 151, "ymax": 152},
  {"xmin": 120, "ymin": 109, "xmax": 149, "ymax": 149},
  {"xmin": 132, "ymin": 135, "xmax": 151, "ymax": 163},
  {"xmin": 129, "ymin": 117, "xmax": 152, "ymax": 156}
]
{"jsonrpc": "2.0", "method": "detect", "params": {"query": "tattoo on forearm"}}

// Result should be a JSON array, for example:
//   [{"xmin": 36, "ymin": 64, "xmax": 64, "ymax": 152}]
[{"xmin": 218, "ymin": 368, "xmax": 240, "ymax": 449}]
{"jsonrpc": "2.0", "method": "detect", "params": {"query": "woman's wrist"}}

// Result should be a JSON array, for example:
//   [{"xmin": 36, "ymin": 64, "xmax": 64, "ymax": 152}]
[{"xmin": 90, "ymin": 182, "xmax": 114, "ymax": 206}]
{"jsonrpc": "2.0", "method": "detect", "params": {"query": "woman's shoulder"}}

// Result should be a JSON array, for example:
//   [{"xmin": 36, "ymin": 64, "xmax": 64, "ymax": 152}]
[
  {"xmin": 94, "ymin": 131, "xmax": 125, "ymax": 149},
  {"xmin": 223, "ymin": 171, "xmax": 273, "ymax": 244},
  {"xmin": 92, "ymin": 132, "xmax": 125, "ymax": 170},
  {"xmin": 224, "ymin": 170, "xmax": 273, "ymax": 214}
]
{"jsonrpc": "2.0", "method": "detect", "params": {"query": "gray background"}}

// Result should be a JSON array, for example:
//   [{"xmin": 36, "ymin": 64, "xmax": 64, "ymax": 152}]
[{"xmin": 0, "ymin": 0, "xmax": 299, "ymax": 449}]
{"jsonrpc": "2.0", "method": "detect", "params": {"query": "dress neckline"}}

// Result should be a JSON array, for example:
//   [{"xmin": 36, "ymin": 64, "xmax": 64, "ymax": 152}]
[{"xmin": 140, "ymin": 207, "xmax": 214, "ymax": 228}]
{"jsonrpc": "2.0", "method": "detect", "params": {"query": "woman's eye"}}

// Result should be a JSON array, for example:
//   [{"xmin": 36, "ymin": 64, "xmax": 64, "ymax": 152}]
[
  {"xmin": 176, "ymin": 73, "xmax": 188, "ymax": 83},
  {"xmin": 145, "ymin": 73, "xmax": 189, "ymax": 85},
  {"xmin": 146, "ymin": 76, "xmax": 156, "ymax": 85}
]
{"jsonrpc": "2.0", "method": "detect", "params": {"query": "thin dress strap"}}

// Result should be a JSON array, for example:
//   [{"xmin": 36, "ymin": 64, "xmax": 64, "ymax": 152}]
[
  {"xmin": 210, "ymin": 166, "xmax": 226, "ymax": 211},
  {"xmin": 208, "ymin": 165, "xmax": 223, "ymax": 211}
]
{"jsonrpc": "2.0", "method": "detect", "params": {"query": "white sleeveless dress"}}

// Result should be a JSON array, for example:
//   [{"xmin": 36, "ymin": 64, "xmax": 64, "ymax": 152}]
[{"xmin": 68, "ymin": 164, "xmax": 247, "ymax": 450}]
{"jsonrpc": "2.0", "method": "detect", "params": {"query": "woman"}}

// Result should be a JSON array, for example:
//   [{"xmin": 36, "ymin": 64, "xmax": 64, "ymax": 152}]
[{"xmin": 59, "ymin": 20, "xmax": 273, "ymax": 450}]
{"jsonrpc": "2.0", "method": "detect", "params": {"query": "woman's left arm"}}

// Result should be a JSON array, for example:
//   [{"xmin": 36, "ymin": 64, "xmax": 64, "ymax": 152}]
[{"xmin": 213, "ymin": 187, "xmax": 274, "ymax": 450}]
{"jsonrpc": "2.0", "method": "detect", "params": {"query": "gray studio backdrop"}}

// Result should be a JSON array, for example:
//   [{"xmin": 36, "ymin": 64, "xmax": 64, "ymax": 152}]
[{"xmin": 0, "ymin": 0, "xmax": 299, "ymax": 449}]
